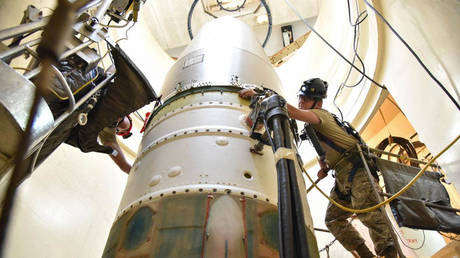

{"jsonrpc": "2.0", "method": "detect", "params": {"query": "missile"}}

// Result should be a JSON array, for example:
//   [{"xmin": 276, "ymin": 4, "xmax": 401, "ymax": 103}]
[{"xmin": 103, "ymin": 17, "xmax": 318, "ymax": 258}]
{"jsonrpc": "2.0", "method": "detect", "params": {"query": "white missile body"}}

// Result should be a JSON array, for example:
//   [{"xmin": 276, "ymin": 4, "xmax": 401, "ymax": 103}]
[{"xmin": 103, "ymin": 17, "xmax": 318, "ymax": 258}]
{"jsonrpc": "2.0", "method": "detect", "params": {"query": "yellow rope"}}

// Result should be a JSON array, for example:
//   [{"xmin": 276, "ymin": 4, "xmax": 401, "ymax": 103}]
[{"xmin": 305, "ymin": 134, "xmax": 460, "ymax": 214}]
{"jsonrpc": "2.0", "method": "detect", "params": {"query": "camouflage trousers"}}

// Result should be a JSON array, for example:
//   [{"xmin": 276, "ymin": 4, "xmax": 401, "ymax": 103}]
[{"xmin": 325, "ymin": 167, "xmax": 394, "ymax": 255}]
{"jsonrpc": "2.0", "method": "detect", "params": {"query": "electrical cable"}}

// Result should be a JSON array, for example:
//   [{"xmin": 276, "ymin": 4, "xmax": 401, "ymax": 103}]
[
  {"xmin": 135, "ymin": 111, "xmax": 144, "ymax": 122},
  {"xmin": 343, "ymin": 9, "xmax": 366, "ymax": 88},
  {"xmin": 332, "ymin": 83, "xmax": 345, "ymax": 121},
  {"xmin": 283, "ymin": 0, "xmax": 387, "ymax": 90},
  {"xmin": 333, "ymin": 0, "xmax": 367, "ymax": 120},
  {"xmin": 187, "ymin": 0, "xmax": 272, "ymax": 48},
  {"xmin": 304, "ymin": 134, "xmax": 459, "ymax": 214},
  {"xmin": 98, "ymin": 20, "xmax": 130, "ymax": 28},
  {"xmin": 362, "ymin": 0, "xmax": 460, "ymax": 111},
  {"xmin": 115, "ymin": 21, "xmax": 135, "ymax": 44},
  {"xmin": 216, "ymin": 0, "xmax": 247, "ymax": 12},
  {"xmin": 346, "ymin": 0, "xmax": 367, "ymax": 27}
]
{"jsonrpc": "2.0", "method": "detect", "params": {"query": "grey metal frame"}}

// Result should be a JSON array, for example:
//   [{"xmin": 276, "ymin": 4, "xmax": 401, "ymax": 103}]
[{"xmin": 356, "ymin": 144, "xmax": 406, "ymax": 258}]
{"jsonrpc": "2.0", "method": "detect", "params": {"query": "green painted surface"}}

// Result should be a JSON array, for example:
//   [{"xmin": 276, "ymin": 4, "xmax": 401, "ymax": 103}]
[
  {"xmin": 102, "ymin": 213, "xmax": 128, "ymax": 258},
  {"xmin": 152, "ymin": 195, "xmax": 207, "ymax": 258},
  {"xmin": 260, "ymin": 211, "xmax": 280, "ymax": 251},
  {"xmin": 124, "ymin": 207, "xmax": 154, "ymax": 250},
  {"xmin": 102, "ymin": 195, "xmax": 319, "ymax": 257}
]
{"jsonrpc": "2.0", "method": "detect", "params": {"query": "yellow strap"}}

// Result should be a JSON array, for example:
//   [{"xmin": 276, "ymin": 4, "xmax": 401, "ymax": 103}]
[
  {"xmin": 305, "ymin": 134, "xmax": 460, "ymax": 214},
  {"xmin": 274, "ymin": 147, "xmax": 296, "ymax": 163}
]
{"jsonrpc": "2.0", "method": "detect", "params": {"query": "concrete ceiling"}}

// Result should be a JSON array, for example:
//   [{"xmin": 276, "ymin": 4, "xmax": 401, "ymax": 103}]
[{"xmin": 141, "ymin": 0, "xmax": 319, "ymax": 56}]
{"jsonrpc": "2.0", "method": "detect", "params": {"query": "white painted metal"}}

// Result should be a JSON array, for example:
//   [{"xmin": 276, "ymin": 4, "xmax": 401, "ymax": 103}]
[{"xmin": 117, "ymin": 95, "xmax": 279, "ymax": 215}]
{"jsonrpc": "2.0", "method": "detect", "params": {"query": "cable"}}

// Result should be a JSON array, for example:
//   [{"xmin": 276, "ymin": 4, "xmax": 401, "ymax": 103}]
[
  {"xmin": 216, "ymin": 0, "xmax": 247, "ymax": 12},
  {"xmin": 362, "ymin": 0, "xmax": 460, "ymax": 110},
  {"xmin": 343, "ymin": 3, "xmax": 366, "ymax": 89},
  {"xmin": 346, "ymin": 0, "xmax": 368, "ymax": 27},
  {"xmin": 333, "ymin": 83, "xmax": 345, "ymax": 121},
  {"xmin": 333, "ymin": 0, "xmax": 367, "ymax": 120},
  {"xmin": 98, "ymin": 20, "xmax": 130, "ymax": 28},
  {"xmin": 115, "ymin": 22, "xmax": 135, "ymax": 44},
  {"xmin": 135, "ymin": 111, "xmax": 144, "ymax": 122},
  {"xmin": 304, "ymin": 134, "xmax": 459, "ymax": 214},
  {"xmin": 187, "ymin": 0, "xmax": 272, "ymax": 48},
  {"xmin": 283, "ymin": 0, "xmax": 387, "ymax": 90}
]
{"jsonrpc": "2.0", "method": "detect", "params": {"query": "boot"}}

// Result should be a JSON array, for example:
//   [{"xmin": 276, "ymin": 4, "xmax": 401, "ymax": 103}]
[
  {"xmin": 356, "ymin": 243, "xmax": 375, "ymax": 258},
  {"xmin": 381, "ymin": 246, "xmax": 397, "ymax": 258}
]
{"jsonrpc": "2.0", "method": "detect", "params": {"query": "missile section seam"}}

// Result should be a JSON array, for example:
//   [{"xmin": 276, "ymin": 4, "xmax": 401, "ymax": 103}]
[
  {"xmin": 144, "ymin": 101, "xmax": 250, "ymax": 136},
  {"xmin": 115, "ymin": 186, "xmax": 274, "ymax": 219},
  {"xmin": 138, "ymin": 126, "xmax": 251, "ymax": 161}
]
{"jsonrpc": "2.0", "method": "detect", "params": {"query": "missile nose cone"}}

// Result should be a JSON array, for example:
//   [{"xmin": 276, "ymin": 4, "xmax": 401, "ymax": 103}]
[
  {"xmin": 181, "ymin": 16, "xmax": 267, "ymax": 62},
  {"xmin": 161, "ymin": 17, "xmax": 283, "ymax": 99}
]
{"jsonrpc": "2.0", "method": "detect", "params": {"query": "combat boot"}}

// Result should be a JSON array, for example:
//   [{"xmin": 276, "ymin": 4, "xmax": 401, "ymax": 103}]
[{"xmin": 356, "ymin": 243, "xmax": 375, "ymax": 258}]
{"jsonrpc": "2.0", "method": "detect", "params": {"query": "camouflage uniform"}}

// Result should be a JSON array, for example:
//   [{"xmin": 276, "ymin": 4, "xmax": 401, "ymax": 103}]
[{"xmin": 310, "ymin": 109, "xmax": 394, "ymax": 255}]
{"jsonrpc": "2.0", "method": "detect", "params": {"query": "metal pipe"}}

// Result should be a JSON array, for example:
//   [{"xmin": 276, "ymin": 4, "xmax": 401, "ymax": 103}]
[
  {"xmin": 24, "ymin": 67, "xmax": 40, "ymax": 79},
  {"xmin": 76, "ymin": 0, "xmax": 104, "ymax": 13},
  {"xmin": 0, "ymin": 18, "xmax": 49, "ymax": 41},
  {"xmin": 51, "ymin": 65, "xmax": 75, "ymax": 113},
  {"xmin": 357, "ymin": 144, "xmax": 406, "ymax": 258},
  {"xmin": 0, "ymin": 38, "xmax": 41, "ymax": 61},
  {"xmin": 53, "ymin": 73, "xmax": 113, "ymax": 127},
  {"xmin": 25, "ymin": 45, "xmax": 39, "ymax": 59},
  {"xmin": 93, "ymin": 0, "xmax": 113, "ymax": 22},
  {"xmin": 370, "ymin": 147, "xmax": 441, "ymax": 168},
  {"xmin": 24, "ymin": 40, "xmax": 93, "ymax": 79},
  {"xmin": 380, "ymin": 192, "xmax": 460, "ymax": 213},
  {"xmin": 60, "ymin": 40, "xmax": 93, "ymax": 59}
]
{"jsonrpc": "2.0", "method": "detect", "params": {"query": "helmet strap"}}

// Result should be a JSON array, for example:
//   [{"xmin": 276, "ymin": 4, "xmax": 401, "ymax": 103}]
[{"xmin": 311, "ymin": 99, "xmax": 318, "ymax": 109}]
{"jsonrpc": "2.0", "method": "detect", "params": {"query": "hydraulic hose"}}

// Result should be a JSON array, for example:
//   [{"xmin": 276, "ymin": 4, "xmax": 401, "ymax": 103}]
[
  {"xmin": 271, "ymin": 116, "xmax": 296, "ymax": 258},
  {"xmin": 282, "ymin": 118, "xmax": 310, "ymax": 258},
  {"xmin": 305, "ymin": 134, "xmax": 460, "ymax": 214}
]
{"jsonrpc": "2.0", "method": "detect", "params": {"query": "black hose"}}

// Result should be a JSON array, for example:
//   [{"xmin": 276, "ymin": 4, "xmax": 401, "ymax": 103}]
[
  {"xmin": 216, "ymin": 0, "xmax": 247, "ymax": 12},
  {"xmin": 187, "ymin": 0, "xmax": 199, "ymax": 40},
  {"xmin": 188, "ymin": 0, "xmax": 272, "ymax": 48},
  {"xmin": 282, "ymin": 118, "xmax": 310, "ymax": 258},
  {"xmin": 260, "ymin": 0, "xmax": 272, "ymax": 48},
  {"xmin": 271, "ymin": 116, "xmax": 296, "ymax": 258}
]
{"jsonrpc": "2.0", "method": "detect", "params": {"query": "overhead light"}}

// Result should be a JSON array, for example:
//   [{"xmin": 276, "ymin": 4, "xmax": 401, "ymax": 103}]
[{"xmin": 256, "ymin": 14, "xmax": 268, "ymax": 24}]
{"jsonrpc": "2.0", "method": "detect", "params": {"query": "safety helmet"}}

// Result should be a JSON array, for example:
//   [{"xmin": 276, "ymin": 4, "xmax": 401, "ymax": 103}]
[{"xmin": 298, "ymin": 78, "xmax": 328, "ymax": 100}]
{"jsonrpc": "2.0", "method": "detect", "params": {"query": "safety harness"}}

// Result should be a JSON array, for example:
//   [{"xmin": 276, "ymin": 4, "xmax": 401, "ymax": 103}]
[{"xmin": 302, "ymin": 111, "xmax": 377, "ymax": 201}]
